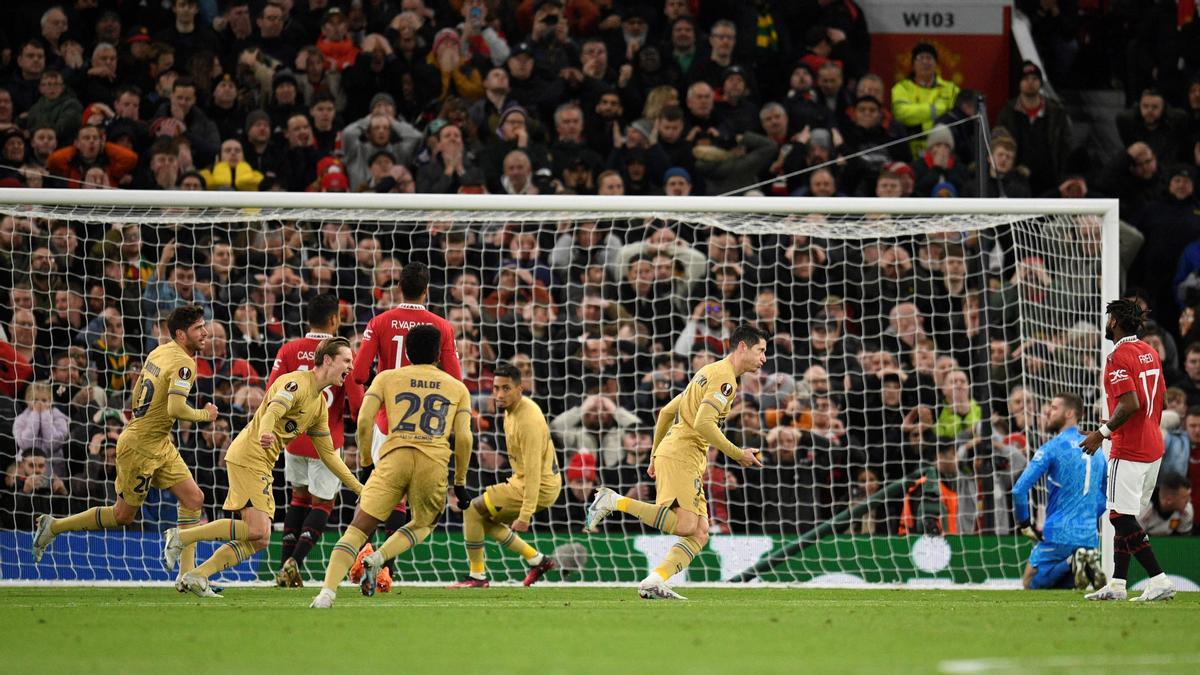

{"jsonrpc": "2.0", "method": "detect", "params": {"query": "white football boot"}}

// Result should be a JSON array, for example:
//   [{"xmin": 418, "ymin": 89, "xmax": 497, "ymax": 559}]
[
  {"xmin": 31, "ymin": 514, "xmax": 56, "ymax": 563},
  {"xmin": 584, "ymin": 487, "xmax": 619, "ymax": 532},
  {"xmin": 178, "ymin": 572, "xmax": 223, "ymax": 598},
  {"xmin": 310, "ymin": 588, "xmax": 336, "ymax": 609},
  {"xmin": 162, "ymin": 527, "xmax": 183, "ymax": 571},
  {"xmin": 1130, "ymin": 576, "xmax": 1175, "ymax": 602}
]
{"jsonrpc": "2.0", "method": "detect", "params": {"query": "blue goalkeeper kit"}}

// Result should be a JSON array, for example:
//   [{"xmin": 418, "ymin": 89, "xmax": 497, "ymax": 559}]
[{"xmin": 1012, "ymin": 426, "xmax": 1108, "ymax": 548}]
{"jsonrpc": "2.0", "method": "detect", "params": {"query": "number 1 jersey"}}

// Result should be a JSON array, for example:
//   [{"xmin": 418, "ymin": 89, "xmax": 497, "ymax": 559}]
[
  {"xmin": 352, "ymin": 303, "xmax": 461, "ymax": 385},
  {"xmin": 1103, "ymin": 337, "xmax": 1165, "ymax": 462}
]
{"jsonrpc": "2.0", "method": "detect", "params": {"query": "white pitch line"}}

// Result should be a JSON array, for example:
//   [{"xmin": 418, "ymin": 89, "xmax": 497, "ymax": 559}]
[{"xmin": 939, "ymin": 654, "xmax": 1200, "ymax": 673}]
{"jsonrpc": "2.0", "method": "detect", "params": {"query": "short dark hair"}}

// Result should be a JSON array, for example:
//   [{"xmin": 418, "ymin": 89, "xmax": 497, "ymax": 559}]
[
  {"xmin": 1186, "ymin": 342, "xmax": 1200, "ymax": 357},
  {"xmin": 399, "ymin": 261, "xmax": 430, "ymax": 300},
  {"xmin": 307, "ymin": 293, "xmax": 340, "ymax": 329},
  {"xmin": 1186, "ymin": 405, "xmax": 1200, "ymax": 419},
  {"xmin": 314, "ymin": 336, "xmax": 351, "ymax": 367},
  {"xmin": 1159, "ymin": 472, "xmax": 1190, "ymax": 491},
  {"xmin": 172, "ymin": 76, "xmax": 196, "ymax": 92},
  {"xmin": 493, "ymin": 361, "xmax": 522, "ymax": 383},
  {"xmin": 659, "ymin": 105, "xmax": 684, "ymax": 122},
  {"xmin": 730, "ymin": 324, "xmax": 769, "ymax": 351},
  {"xmin": 166, "ymin": 304, "xmax": 205, "ymax": 339},
  {"xmin": 1106, "ymin": 298, "xmax": 1148, "ymax": 334},
  {"xmin": 1053, "ymin": 391, "xmax": 1084, "ymax": 419},
  {"xmin": 405, "ymin": 324, "xmax": 441, "ymax": 365}
]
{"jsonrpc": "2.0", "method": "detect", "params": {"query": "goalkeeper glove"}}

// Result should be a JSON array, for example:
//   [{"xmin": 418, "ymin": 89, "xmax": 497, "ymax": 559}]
[
  {"xmin": 1017, "ymin": 520, "xmax": 1042, "ymax": 542},
  {"xmin": 453, "ymin": 485, "xmax": 471, "ymax": 508}
]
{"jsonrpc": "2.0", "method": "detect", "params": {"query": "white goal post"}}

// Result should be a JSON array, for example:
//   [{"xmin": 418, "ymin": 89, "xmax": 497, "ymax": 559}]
[{"xmin": 0, "ymin": 190, "xmax": 1118, "ymax": 587}]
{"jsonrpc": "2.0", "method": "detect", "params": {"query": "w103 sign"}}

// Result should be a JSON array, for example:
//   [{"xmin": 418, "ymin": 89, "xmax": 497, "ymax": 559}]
[{"xmin": 859, "ymin": 0, "xmax": 1010, "ymax": 124}]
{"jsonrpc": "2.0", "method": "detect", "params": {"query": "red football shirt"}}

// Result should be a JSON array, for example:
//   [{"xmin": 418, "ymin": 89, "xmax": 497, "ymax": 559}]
[
  {"xmin": 352, "ymin": 303, "xmax": 462, "ymax": 433},
  {"xmin": 267, "ymin": 332, "xmax": 363, "ymax": 457},
  {"xmin": 1103, "ymin": 337, "xmax": 1165, "ymax": 462}
]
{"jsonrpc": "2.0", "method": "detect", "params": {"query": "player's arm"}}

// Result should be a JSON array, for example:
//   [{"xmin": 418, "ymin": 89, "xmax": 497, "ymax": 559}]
[
  {"xmin": 440, "ymin": 324, "xmax": 464, "ymax": 380},
  {"xmin": 1011, "ymin": 442, "xmax": 1053, "ymax": 540},
  {"xmin": 266, "ymin": 345, "xmax": 290, "ymax": 389},
  {"xmin": 355, "ymin": 382, "xmax": 385, "ymax": 467},
  {"xmin": 343, "ymin": 373, "xmax": 365, "ymax": 417},
  {"xmin": 1082, "ymin": 390, "xmax": 1139, "ymax": 455},
  {"xmin": 166, "ymin": 370, "xmax": 216, "ymax": 422},
  {"xmin": 451, "ymin": 392, "xmax": 473, "ymax": 487},
  {"xmin": 310, "ymin": 417, "xmax": 364, "ymax": 494},
  {"xmin": 256, "ymin": 384, "xmax": 298, "ymax": 446},
  {"xmin": 693, "ymin": 401, "xmax": 758, "ymax": 466},
  {"xmin": 1082, "ymin": 354, "xmax": 1139, "ymax": 454},
  {"xmin": 650, "ymin": 394, "xmax": 682, "ymax": 458},
  {"xmin": 351, "ymin": 323, "xmax": 379, "ymax": 385},
  {"xmin": 515, "ymin": 419, "xmax": 550, "ymax": 526}
]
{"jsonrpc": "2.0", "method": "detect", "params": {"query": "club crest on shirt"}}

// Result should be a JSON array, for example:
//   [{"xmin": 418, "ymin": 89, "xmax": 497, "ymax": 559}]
[
  {"xmin": 284, "ymin": 420, "xmax": 298, "ymax": 434},
  {"xmin": 177, "ymin": 367, "xmax": 192, "ymax": 380},
  {"xmin": 720, "ymin": 383, "xmax": 734, "ymax": 397},
  {"xmin": 285, "ymin": 381, "xmax": 299, "ymax": 392}
]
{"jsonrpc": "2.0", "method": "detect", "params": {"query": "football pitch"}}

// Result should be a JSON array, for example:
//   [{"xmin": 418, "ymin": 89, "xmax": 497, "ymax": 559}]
[{"xmin": 0, "ymin": 587, "xmax": 1194, "ymax": 674}]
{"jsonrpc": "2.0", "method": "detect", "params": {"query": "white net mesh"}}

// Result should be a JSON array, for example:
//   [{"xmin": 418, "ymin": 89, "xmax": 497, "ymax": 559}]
[{"xmin": 0, "ymin": 195, "xmax": 1112, "ymax": 585}]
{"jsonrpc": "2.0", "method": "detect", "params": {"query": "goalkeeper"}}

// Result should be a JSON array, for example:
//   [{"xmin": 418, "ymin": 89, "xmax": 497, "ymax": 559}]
[{"xmin": 1011, "ymin": 392, "xmax": 1108, "ymax": 590}]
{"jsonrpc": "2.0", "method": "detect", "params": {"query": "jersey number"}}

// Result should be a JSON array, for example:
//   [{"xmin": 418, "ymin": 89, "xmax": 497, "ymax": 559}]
[
  {"xmin": 392, "ymin": 335, "xmax": 405, "ymax": 369},
  {"xmin": 131, "ymin": 379, "xmax": 155, "ymax": 419},
  {"xmin": 134, "ymin": 475, "xmax": 151, "ymax": 494},
  {"xmin": 1138, "ymin": 368, "xmax": 1160, "ymax": 418},
  {"xmin": 392, "ymin": 393, "xmax": 452, "ymax": 436}
]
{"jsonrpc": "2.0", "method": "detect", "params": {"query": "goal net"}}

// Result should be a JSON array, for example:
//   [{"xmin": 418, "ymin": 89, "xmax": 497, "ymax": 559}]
[{"xmin": 0, "ymin": 191, "xmax": 1117, "ymax": 586}]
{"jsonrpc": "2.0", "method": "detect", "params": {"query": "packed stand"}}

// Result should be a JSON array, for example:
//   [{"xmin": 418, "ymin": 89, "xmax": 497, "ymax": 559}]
[{"xmin": 0, "ymin": 0, "xmax": 1196, "ymax": 538}]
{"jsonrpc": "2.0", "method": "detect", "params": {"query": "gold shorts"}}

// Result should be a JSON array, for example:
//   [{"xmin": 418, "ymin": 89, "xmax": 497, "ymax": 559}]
[
  {"xmin": 223, "ymin": 462, "xmax": 275, "ymax": 516},
  {"xmin": 359, "ymin": 449, "xmax": 447, "ymax": 528},
  {"xmin": 654, "ymin": 455, "xmax": 707, "ymax": 518},
  {"xmin": 482, "ymin": 474, "xmax": 562, "ymax": 522},
  {"xmin": 114, "ymin": 435, "xmax": 192, "ymax": 507}
]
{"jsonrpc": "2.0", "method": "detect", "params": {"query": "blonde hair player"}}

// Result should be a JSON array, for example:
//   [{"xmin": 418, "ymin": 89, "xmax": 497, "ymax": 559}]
[{"xmin": 167, "ymin": 336, "xmax": 363, "ymax": 598}]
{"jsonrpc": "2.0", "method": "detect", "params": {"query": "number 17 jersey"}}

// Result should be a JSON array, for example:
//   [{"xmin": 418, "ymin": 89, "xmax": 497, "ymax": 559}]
[{"xmin": 1103, "ymin": 336, "xmax": 1165, "ymax": 462}]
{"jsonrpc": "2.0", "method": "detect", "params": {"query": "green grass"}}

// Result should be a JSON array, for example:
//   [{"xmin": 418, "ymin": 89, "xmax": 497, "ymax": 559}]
[{"xmin": 0, "ymin": 587, "xmax": 1195, "ymax": 674}]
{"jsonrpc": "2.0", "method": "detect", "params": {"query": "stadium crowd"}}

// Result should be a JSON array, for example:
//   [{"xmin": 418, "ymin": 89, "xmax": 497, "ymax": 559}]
[{"xmin": 0, "ymin": 0, "xmax": 1197, "ymax": 541}]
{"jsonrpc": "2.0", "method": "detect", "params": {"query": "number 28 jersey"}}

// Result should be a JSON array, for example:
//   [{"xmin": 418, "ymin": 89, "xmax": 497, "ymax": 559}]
[
  {"xmin": 366, "ymin": 364, "xmax": 471, "ymax": 467},
  {"xmin": 1103, "ymin": 336, "xmax": 1165, "ymax": 462}
]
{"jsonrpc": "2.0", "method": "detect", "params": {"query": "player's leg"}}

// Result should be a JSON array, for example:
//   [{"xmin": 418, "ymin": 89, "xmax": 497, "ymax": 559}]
[
  {"xmin": 279, "ymin": 451, "xmax": 313, "ymax": 583},
  {"xmin": 585, "ymin": 486, "xmax": 680, "ymax": 534},
  {"xmin": 369, "ymin": 454, "xmax": 440, "ymax": 566},
  {"xmin": 33, "ymin": 440, "xmax": 151, "ymax": 560},
  {"xmin": 1128, "ymin": 459, "xmax": 1173, "ymax": 601},
  {"xmin": 1025, "ymin": 544, "xmax": 1073, "ymax": 590},
  {"xmin": 450, "ymin": 496, "xmax": 492, "ymax": 586},
  {"xmin": 285, "ymin": 457, "xmax": 341, "ymax": 586},
  {"xmin": 163, "ymin": 466, "xmax": 255, "ymax": 571},
  {"xmin": 1088, "ymin": 458, "xmax": 1166, "ymax": 600},
  {"xmin": 165, "ymin": 475, "xmax": 205, "ymax": 576},
  {"xmin": 637, "ymin": 459, "xmax": 706, "ymax": 600},
  {"xmin": 311, "ymin": 453, "xmax": 403, "ymax": 607}
]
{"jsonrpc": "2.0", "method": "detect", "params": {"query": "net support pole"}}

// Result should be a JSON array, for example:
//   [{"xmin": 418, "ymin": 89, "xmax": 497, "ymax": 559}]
[
  {"xmin": 730, "ymin": 466, "xmax": 933, "ymax": 583},
  {"xmin": 976, "ymin": 93, "xmax": 990, "ymax": 197},
  {"xmin": 1099, "ymin": 203, "xmax": 1122, "ymax": 579}
]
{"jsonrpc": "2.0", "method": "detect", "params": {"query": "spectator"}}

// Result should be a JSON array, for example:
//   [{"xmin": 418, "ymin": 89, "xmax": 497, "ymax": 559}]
[
  {"xmin": 892, "ymin": 42, "xmax": 960, "ymax": 156},
  {"xmin": 151, "ymin": 77, "xmax": 220, "ymax": 166},
  {"xmin": 3, "ymin": 450, "xmax": 68, "ymax": 529},
  {"xmin": 913, "ymin": 125, "xmax": 968, "ymax": 197},
  {"xmin": 1097, "ymin": 141, "xmax": 1164, "ymax": 222},
  {"xmin": 316, "ymin": 7, "xmax": 360, "ymax": 71},
  {"xmin": 25, "ymin": 70, "xmax": 82, "ymax": 145},
  {"xmin": 417, "ymin": 122, "xmax": 478, "ymax": 193},
  {"xmin": 964, "ymin": 133, "xmax": 1031, "ymax": 198},
  {"xmin": 550, "ymin": 394, "xmax": 641, "ymax": 467},
  {"xmin": 142, "ymin": 261, "xmax": 213, "ymax": 338},
  {"xmin": 199, "ymin": 138, "xmax": 264, "ymax": 191},
  {"xmin": 1116, "ymin": 88, "xmax": 1191, "ymax": 165},
  {"xmin": 12, "ymin": 382, "xmax": 71, "ymax": 478},
  {"xmin": 996, "ymin": 61, "xmax": 1072, "ymax": 196},
  {"xmin": 7, "ymin": 41, "xmax": 47, "ymax": 114},
  {"xmin": 1140, "ymin": 473, "xmax": 1193, "ymax": 536},
  {"xmin": 47, "ymin": 123, "xmax": 139, "ymax": 188},
  {"xmin": 934, "ymin": 369, "xmax": 981, "ymax": 440}
]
